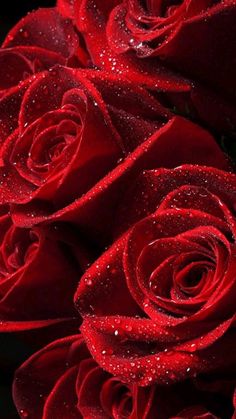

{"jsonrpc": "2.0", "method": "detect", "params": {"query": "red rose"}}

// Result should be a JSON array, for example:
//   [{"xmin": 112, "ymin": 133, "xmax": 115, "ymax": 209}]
[
  {"xmin": 65, "ymin": 0, "xmax": 236, "ymax": 140},
  {"xmin": 58, "ymin": 0, "xmax": 193, "ymax": 92},
  {"xmin": 0, "ymin": 212, "xmax": 89, "ymax": 331},
  {"xmin": 0, "ymin": 67, "xmax": 228, "ymax": 242},
  {"xmin": 0, "ymin": 8, "xmax": 89, "ymax": 97},
  {"xmin": 107, "ymin": 1, "xmax": 236, "ymax": 101},
  {"xmin": 0, "ymin": 67, "xmax": 166, "ymax": 231},
  {"xmin": 75, "ymin": 165, "xmax": 236, "ymax": 386},
  {"xmin": 13, "ymin": 334, "xmax": 153, "ymax": 419},
  {"xmin": 13, "ymin": 334, "xmax": 235, "ymax": 419},
  {"xmin": 0, "ymin": 2, "xmax": 233, "ymax": 417}
]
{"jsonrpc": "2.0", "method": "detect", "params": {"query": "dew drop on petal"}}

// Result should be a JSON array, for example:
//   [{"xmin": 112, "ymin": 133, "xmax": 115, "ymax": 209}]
[{"xmin": 20, "ymin": 410, "xmax": 29, "ymax": 418}]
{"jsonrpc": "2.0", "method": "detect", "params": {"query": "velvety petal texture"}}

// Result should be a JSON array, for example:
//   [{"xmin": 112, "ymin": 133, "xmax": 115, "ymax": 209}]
[
  {"xmin": 0, "ymin": 1, "xmax": 233, "ymax": 417},
  {"xmin": 0, "ymin": 64, "xmax": 228, "ymax": 245},
  {"xmin": 107, "ymin": 0, "xmax": 236, "ymax": 100},
  {"xmin": 75, "ymin": 165, "xmax": 236, "ymax": 386},
  {"xmin": 0, "ymin": 212, "xmax": 90, "ymax": 330},
  {"xmin": 0, "ymin": 8, "xmax": 89, "ymax": 96},
  {"xmin": 13, "ymin": 335, "xmax": 148, "ymax": 419},
  {"xmin": 13, "ymin": 334, "xmax": 235, "ymax": 419},
  {"xmin": 66, "ymin": 0, "xmax": 236, "ymax": 143}
]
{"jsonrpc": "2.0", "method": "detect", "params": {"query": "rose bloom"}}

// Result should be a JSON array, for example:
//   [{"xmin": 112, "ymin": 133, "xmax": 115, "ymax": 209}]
[
  {"xmin": 75, "ymin": 165, "xmax": 236, "ymax": 387},
  {"xmin": 57, "ymin": 0, "xmax": 192, "ymax": 90},
  {"xmin": 0, "ymin": 7, "xmax": 89, "ymax": 97},
  {"xmin": 0, "ymin": 209, "xmax": 89, "ymax": 331},
  {"xmin": 59, "ymin": 0, "xmax": 236, "ymax": 139},
  {"xmin": 13, "ymin": 334, "xmax": 235, "ymax": 418},
  {"xmin": 107, "ymin": 0, "xmax": 236, "ymax": 100},
  {"xmin": 0, "ymin": 65, "xmax": 227, "ymax": 243}
]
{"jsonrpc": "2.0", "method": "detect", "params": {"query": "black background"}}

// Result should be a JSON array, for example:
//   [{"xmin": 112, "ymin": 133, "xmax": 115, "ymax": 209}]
[{"xmin": 0, "ymin": 2, "xmax": 55, "ymax": 418}]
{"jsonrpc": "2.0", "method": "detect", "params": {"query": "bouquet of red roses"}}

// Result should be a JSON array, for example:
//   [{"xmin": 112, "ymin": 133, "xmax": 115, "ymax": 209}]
[{"xmin": 0, "ymin": 1, "xmax": 235, "ymax": 417}]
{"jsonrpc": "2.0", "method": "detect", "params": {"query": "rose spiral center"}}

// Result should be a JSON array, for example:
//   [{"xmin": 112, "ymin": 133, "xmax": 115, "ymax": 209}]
[
  {"xmin": 139, "ymin": 0, "xmax": 183, "ymax": 17},
  {"xmin": 0, "ymin": 228, "xmax": 39, "ymax": 277},
  {"xmin": 100, "ymin": 378, "xmax": 133, "ymax": 418}
]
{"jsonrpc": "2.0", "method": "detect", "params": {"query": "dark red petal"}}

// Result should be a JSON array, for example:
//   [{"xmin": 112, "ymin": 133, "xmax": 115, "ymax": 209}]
[
  {"xmin": 0, "ymin": 232, "xmax": 80, "ymax": 321},
  {"xmin": 76, "ymin": 0, "xmax": 190, "ymax": 91},
  {"xmin": 158, "ymin": 185, "xmax": 229, "ymax": 220},
  {"xmin": 9, "ymin": 46, "xmax": 66, "ymax": 69},
  {"xmin": 75, "ymin": 234, "xmax": 141, "ymax": 317},
  {"xmin": 81, "ymin": 317, "xmax": 236, "ymax": 386},
  {"xmin": 115, "ymin": 165, "xmax": 236, "ymax": 235},
  {"xmin": 43, "ymin": 366, "xmax": 81, "ymax": 419},
  {"xmin": 3, "ymin": 8, "xmax": 80, "ymax": 60},
  {"xmin": 0, "ymin": 77, "xmax": 31, "ymax": 144},
  {"xmin": 13, "ymin": 335, "xmax": 84, "ymax": 419},
  {"xmin": 157, "ymin": 3, "xmax": 236, "ymax": 102},
  {"xmin": 77, "ymin": 364, "xmax": 110, "ymax": 418},
  {"xmin": 0, "ymin": 50, "xmax": 33, "ymax": 91},
  {"xmin": 191, "ymin": 83, "xmax": 236, "ymax": 137},
  {"xmin": 171, "ymin": 405, "xmax": 218, "ymax": 418},
  {"xmin": 11, "ymin": 118, "xmax": 229, "ymax": 238}
]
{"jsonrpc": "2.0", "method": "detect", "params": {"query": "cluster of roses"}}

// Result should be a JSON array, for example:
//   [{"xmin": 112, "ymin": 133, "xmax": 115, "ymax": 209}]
[{"xmin": 0, "ymin": 0, "xmax": 235, "ymax": 418}]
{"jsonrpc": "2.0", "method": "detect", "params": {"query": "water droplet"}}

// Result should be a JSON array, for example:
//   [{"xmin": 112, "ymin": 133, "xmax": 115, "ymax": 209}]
[
  {"xmin": 125, "ymin": 325, "xmax": 133, "ymax": 332},
  {"xmin": 20, "ymin": 410, "xmax": 29, "ymax": 418},
  {"xmin": 85, "ymin": 278, "xmax": 92, "ymax": 286}
]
